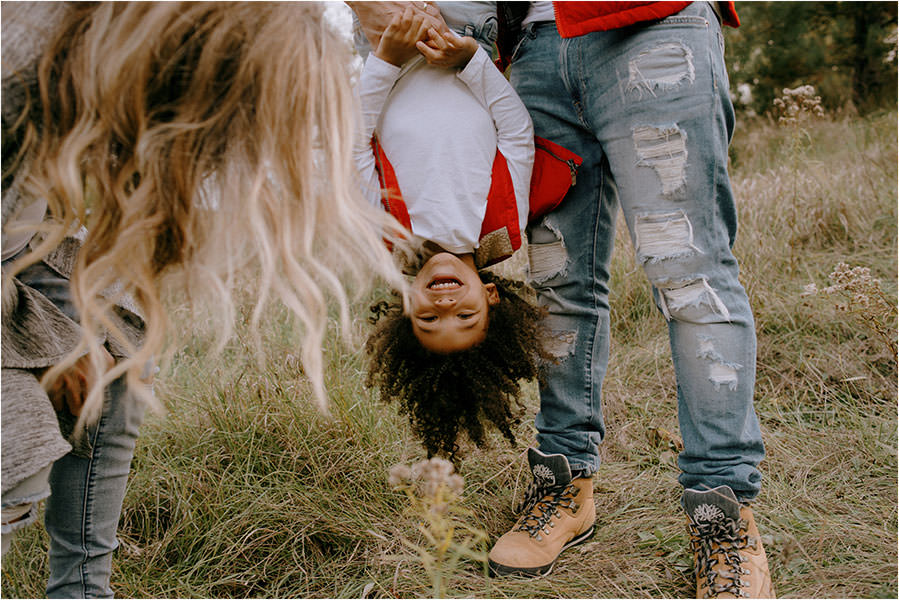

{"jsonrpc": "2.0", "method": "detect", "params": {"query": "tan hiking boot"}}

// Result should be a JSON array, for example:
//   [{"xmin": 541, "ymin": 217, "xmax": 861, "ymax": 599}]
[
  {"xmin": 683, "ymin": 486, "xmax": 775, "ymax": 599},
  {"xmin": 488, "ymin": 448, "xmax": 595, "ymax": 577}
]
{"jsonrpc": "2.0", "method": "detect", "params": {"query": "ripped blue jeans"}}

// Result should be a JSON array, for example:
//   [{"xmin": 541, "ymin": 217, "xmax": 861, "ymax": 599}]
[{"xmin": 510, "ymin": 2, "xmax": 764, "ymax": 501}]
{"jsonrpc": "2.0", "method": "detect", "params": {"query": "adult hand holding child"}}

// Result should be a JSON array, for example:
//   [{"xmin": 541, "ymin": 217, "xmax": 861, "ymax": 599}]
[
  {"xmin": 375, "ymin": 7, "xmax": 432, "ymax": 66},
  {"xmin": 348, "ymin": 1, "xmax": 449, "ymax": 53}
]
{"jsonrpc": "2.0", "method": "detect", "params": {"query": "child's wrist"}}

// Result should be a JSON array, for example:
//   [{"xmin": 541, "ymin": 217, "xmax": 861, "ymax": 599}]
[
  {"xmin": 374, "ymin": 48, "xmax": 405, "ymax": 67},
  {"xmin": 458, "ymin": 37, "xmax": 479, "ymax": 66}
]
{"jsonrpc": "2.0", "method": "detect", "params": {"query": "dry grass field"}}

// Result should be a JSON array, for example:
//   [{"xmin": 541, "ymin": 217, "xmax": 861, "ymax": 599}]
[{"xmin": 2, "ymin": 110, "xmax": 896, "ymax": 599}]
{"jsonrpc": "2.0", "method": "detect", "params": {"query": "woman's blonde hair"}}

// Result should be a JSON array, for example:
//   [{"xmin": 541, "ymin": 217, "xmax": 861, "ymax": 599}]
[{"xmin": 8, "ymin": 1, "xmax": 404, "ymax": 423}]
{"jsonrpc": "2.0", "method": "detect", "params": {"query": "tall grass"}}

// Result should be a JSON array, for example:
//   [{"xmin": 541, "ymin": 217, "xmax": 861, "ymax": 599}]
[{"xmin": 2, "ymin": 112, "xmax": 896, "ymax": 598}]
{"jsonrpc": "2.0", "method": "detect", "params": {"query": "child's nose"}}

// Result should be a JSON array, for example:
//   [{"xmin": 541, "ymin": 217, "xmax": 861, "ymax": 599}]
[{"xmin": 435, "ymin": 296, "xmax": 456, "ymax": 307}]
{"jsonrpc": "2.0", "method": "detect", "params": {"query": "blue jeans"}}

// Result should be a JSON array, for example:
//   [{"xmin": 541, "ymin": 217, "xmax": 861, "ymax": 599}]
[
  {"xmin": 510, "ymin": 3, "xmax": 764, "ymax": 501},
  {"xmin": 13, "ymin": 260, "xmax": 144, "ymax": 598}
]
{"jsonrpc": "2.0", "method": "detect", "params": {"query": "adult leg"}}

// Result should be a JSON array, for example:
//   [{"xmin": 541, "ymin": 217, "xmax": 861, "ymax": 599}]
[
  {"xmin": 580, "ymin": 2, "xmax": 764, "ymax": 500},
  {"xmin": 44, "ymin": 377, "xmax": 143, "ymax": 599},
  {"xmin": 488, "ymin": 21, "xmax": 616, "ymax": 577},
  {"xmin": 512, "ymin": 22, "xmax": 617, "ymax": 477},
  {"xmin": 15, "ymin": 260, "xmax": 144, "ymax": 598},
  {"xmin": 575, "ymin": 4, "xmax": 771, "ymax": 595}
]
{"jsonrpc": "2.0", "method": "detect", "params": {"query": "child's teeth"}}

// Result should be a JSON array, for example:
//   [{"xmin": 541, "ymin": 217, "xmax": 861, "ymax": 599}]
[{"xmin": 431, "ymin": 280, "xmax": 459, "ymax": 289}]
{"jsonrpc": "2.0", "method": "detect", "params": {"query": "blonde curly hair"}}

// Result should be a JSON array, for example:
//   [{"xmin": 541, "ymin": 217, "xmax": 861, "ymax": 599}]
[{"xmin": 7, "ymin": 1, "xmax": 404, "ymax": 423}]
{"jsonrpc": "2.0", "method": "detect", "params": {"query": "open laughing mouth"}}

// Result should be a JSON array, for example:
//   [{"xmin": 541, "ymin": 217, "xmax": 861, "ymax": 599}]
[{"xmin": 427, "ymin": 277, "xmax": 462, "ymax": 290}]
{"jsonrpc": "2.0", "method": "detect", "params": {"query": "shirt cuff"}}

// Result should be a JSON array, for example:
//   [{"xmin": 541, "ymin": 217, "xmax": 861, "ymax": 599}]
[
  {"xmin": 363, "ymin": 53, "xmax": 403, "ymax": 80},
  {"xmin": 457, "ymin": 45, "xmax": 490, "ymax": 82}
]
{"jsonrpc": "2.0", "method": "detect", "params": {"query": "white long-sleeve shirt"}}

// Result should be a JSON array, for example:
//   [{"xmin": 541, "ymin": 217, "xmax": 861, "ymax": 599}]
[{"xmin": 354, "ymin": 45, "xmax": 534, "ymax": 255}]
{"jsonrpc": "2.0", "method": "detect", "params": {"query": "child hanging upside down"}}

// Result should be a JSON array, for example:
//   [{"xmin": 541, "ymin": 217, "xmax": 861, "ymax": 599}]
[{"xmin": 352, "ymin": 4, "xmax": 580, "ymax": 460}]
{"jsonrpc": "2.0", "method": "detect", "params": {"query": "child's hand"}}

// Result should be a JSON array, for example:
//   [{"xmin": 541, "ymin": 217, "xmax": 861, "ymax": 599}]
[
  {"xmin": 416, "ymin": 28, "xmax": 479, "ymax": 69},
  {"xmin": 374, "ymin": 7, "xmax": 431, "ymax": 67}
]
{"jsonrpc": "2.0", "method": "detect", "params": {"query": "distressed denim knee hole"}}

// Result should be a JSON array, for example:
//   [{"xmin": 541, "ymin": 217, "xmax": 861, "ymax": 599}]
[
  {"xmin": 697, "ymin": 336, "xmax": 743, "ymax": 391},
  {"xmin": 528, "ymin": 220, "xmax": 569, "ymax": 284},
  {"xmin": 635, "ymin": 210, "xmax": 702, "ymax": 264},
  {"xmin": 633, "ymin": 124, "xmax": 688, "ymax": 196},
  {"xmin": 656, "ymin": 277, "xmax": 730, "ymax": 322}
]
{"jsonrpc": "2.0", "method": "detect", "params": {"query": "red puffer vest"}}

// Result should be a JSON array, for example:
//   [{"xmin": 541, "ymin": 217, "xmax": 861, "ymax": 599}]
[
  {"xmin": 372, "ymin": 136, "xmax": 581, "ymax": 268},
  {"xmin": 553, "ymin": 1, "xmax": 739, "ymax": 37}
]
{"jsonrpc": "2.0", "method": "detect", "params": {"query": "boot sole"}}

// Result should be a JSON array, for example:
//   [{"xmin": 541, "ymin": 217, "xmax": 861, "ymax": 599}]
[{"xmin": 488, "ymin": 525, "xmax": 596, "ymax": 578}]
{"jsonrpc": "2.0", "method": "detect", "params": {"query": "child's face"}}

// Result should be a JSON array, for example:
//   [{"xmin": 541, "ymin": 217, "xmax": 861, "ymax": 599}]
[{"xmin": 409, "ymin": 252, "xmax": 499, "ymax": 353}]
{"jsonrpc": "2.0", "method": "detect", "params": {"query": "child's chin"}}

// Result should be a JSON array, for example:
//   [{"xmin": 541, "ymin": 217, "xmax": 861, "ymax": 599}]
[
  {"xmin": 420, "ymin": 251, "xmax": 477, "ymax": 275},
  {"xmin": 420, "ymin": 251, "xmax": 461, "ymax": 266}
]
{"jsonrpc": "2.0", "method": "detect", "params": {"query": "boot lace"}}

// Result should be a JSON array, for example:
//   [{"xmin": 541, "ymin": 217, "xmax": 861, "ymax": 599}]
[
  {"xmin": 512, "ymin": 481, "xmax": 580, "ymax": 541},
  {"xmin": 689, "ymin": 514, "xmax": 758, "ymax": 598}
]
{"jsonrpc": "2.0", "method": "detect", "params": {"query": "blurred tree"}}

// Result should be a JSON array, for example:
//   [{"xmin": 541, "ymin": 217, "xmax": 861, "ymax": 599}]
[{"xmin": 725, "ymin": 2, "xmax": 897, "ymax": 116}]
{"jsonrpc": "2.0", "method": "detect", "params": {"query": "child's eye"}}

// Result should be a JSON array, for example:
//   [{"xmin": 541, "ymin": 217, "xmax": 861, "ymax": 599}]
[
  {"xmin": 458, "ymin": 313, "xmax": 475, "ymax": 320},
  {"xmin": 419, "ymin": 315, "xmax": 437, "ymax": 322}
]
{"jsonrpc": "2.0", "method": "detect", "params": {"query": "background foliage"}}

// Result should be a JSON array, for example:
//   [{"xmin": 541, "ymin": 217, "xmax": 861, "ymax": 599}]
[{"xmin": 727, "ymin": 1, "xmax": 897, "ymax": 115}]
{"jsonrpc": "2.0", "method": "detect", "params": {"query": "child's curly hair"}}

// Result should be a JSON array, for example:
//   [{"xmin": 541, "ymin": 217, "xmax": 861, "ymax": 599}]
[{"xmin": 365, "ymin": 272, "xmax": 549, "ymax": 460}]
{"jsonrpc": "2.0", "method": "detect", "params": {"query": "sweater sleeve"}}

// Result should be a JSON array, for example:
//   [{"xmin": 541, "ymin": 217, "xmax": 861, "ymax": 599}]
[
  {"xmin": 353, "ymin": 54, "xmax": 402, "ymax": 209},
  {"xmin": 456, "ymin": 45, "xmax": 535, "ymax": 236}
]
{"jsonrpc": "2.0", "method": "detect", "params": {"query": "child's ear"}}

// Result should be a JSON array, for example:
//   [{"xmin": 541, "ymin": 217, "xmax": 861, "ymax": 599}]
[{"xmin": 484, "ymin": 282, "xmax": 500, "ymax": 306}]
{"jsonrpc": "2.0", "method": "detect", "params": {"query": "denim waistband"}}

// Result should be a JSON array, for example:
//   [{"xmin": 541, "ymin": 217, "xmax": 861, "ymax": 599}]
[{"xmin": 523, "ymin": 21, "xmax": 556, "ymax": 34}]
